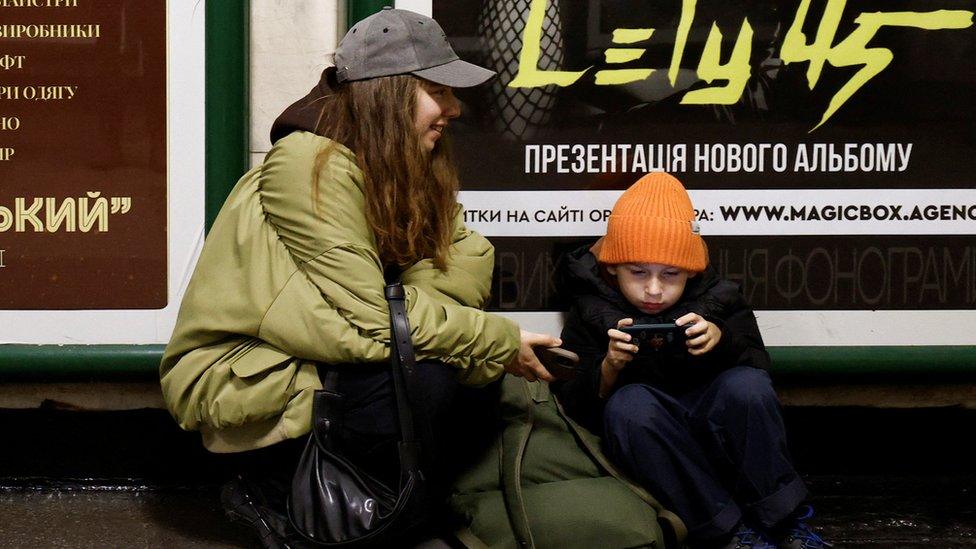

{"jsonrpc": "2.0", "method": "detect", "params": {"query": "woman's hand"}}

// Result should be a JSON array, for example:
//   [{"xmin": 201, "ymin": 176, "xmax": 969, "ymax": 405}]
[
  {"xmin": 599, "ymin": 318, "xmax": 639, "ymax": 397},
  {"xmin": 504, "ymin": 330, "xmax": 561, "ymax": 383},
  {"xmin": 677, "ymin": 313, "xmax": 722, "ymax": 356}
]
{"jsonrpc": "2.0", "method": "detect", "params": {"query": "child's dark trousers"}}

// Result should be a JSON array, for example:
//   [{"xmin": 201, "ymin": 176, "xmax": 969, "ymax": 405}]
[{"xmin": 602, "ymin": 366, "xmax": 807, "ymax": 541}]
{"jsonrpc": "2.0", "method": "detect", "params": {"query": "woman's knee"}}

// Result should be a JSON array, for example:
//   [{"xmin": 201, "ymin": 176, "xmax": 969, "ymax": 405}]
[{"xmin": 413, "ymin": 360, "xmax": 461, "ymax": 417}]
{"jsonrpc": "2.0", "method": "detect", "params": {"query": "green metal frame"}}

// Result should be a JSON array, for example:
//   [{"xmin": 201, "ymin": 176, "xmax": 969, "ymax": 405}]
[
  {"xmin": 2, "ymin": 343, "xmax": 974, "ymax": 381},
  {"xmin": 0, "ymin": 345, "xmax": 166, "ymax": 381},
  {"xmin": 348, "ymin": 1, "xmax": 387, "ymax": 28},
  {"xmin": 769, "ymin": 346, "xmax": 976, "ymax": 378},
  {"xmin": 206, "ymin": 0, "xmax": 250, "ymax": 230},
  {"xmin": 1, "ymin": 0, "xmax": 974, "ymax": 383}
]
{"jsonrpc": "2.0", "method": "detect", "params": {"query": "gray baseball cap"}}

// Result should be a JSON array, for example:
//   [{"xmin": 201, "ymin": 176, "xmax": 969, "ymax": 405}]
[{"xmin": 334, "ymin": 7, "xmax": 495, "ymax": 87}]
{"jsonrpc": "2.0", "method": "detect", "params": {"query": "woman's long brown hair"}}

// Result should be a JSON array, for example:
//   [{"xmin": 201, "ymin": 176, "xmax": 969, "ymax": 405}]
[{"xmin": 312, "ymin": 74, "xmax": 459, "ymax": 271}]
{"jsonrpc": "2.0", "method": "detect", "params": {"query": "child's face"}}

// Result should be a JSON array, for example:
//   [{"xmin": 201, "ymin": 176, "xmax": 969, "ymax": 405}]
[{"xmin": 607, "ymin": 262, "xmax": 690, "ymax": 315}]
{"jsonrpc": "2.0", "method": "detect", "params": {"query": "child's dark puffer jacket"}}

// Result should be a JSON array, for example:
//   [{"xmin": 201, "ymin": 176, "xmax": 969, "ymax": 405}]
[{"xmin": 554, "ymin": 243, "xmax": 771, "ymax": 435}]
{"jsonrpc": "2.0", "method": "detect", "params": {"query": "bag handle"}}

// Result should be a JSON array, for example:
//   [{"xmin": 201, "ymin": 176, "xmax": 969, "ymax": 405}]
[{"xmin": 385, "ymin": 282, "xmax": 422, "ymax": 475}]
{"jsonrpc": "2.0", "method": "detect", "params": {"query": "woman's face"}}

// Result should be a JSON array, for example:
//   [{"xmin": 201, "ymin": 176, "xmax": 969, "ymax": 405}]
[{"xmin": 415, "ymin": 81, "xmax": 460, "ymax": 152}]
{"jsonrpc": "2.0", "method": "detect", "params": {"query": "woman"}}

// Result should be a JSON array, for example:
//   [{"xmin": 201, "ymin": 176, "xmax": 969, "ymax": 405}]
[{"xmin": 160, "ymin": 7, "xmax": 558, "ymax": 542}]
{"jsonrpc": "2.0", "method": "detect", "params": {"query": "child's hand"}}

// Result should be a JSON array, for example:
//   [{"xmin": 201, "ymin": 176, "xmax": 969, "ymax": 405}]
[
  {"xmin": 676, "ymin": 313, "xmax": 722, "ymax": 356},
  {"xmin": 605, "ymin": 318, "xmax": 639, "ymax": 372},
  {"xmin": 599, "ymin": 319, "xmax": 639, "ymax": 398}
]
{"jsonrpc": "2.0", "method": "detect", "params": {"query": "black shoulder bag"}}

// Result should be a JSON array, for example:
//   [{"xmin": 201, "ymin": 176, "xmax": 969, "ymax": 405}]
[{"xmin": 287, "ymin": 282, "xmax": 429, "ymax": 546}]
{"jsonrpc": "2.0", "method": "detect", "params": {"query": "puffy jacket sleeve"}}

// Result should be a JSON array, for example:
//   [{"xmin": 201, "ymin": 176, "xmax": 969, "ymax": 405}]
[
  {"xmin": 699, "ymin": 279, "xmax": 771, "ymax": 371},
  {"xmin": 399, "ymin": 207, "xmax": 495, "ymax": 309},
  {"xmin": 257, "ymin": 135, "xmax": 519, "ymax": 385}
]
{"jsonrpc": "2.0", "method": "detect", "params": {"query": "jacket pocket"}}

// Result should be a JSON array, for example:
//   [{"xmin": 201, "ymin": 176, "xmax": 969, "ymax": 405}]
[{"xmin": 228, "ymin": 338, "xmax": 295, "ymax": 379}]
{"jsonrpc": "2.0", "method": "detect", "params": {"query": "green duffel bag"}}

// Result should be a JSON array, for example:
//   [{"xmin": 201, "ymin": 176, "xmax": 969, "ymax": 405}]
[{"xmin": 449, "ymin": 376, "xmax": 686, "ymax": 548}]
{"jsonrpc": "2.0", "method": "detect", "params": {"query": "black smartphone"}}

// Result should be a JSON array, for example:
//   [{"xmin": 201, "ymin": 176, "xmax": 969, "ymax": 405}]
[
  {"xmin": 533, "ymin": 347, "xmax": 583, "ymax": 380},
  {"xmin": 619, "ymin": 323, "xmax": 687, "ymax": 352}
]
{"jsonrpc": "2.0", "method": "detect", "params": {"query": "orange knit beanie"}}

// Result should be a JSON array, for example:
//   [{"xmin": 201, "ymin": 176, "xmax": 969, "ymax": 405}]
[{"xmin": 598, "ymin": 172, "xmax": 708, "ymax": 271}]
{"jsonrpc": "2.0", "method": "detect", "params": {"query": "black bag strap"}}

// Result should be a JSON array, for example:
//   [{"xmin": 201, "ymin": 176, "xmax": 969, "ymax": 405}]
[{"xmin": 385, "ymin": 282, "xmax": 422, "ymax": 476}]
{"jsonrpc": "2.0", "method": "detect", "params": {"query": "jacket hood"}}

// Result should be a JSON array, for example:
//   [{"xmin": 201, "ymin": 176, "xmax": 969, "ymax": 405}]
[
  {"xmin": 558, "ymin": 241, "xmax": 721, "ymax": 320},
  {"xmin": 269, "ymin": 66, "xmax": 339, "ymax": 145}
]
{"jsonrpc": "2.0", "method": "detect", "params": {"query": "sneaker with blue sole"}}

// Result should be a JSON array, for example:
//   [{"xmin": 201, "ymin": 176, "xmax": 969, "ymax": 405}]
[
  {"xmin": 722, "ymin": 523, "xmax": 777, "ymax": 549},
  {"xmin": 775, "ymin": 505, "xmax": 833, "ymax": 549}
]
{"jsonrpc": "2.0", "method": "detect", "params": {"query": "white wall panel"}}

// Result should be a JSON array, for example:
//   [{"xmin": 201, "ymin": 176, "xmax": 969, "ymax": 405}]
[{"xmin": 250, "ymin": 1, "xmax": 344, "ymax": 162}]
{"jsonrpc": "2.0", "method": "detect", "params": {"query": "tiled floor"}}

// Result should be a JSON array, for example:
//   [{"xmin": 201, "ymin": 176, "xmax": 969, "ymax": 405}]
[
  {"xmin": 1, "ymin": 404, "xmax": 974, "ymax": 547},
  {"xmin": 1, "ymin": 475, "xmax": 973, "ymax": 547}
]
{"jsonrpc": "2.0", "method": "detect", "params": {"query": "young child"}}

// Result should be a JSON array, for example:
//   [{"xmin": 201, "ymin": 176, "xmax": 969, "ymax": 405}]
[{"xmin": 554, "ymin": 172, "xmax": 830, "ymax": 549}]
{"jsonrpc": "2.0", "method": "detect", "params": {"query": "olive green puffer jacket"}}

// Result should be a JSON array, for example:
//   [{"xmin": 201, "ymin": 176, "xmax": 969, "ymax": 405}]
[{"xmin": 160, "ymin": 132, "xmax": 520, "ymax": 453}]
